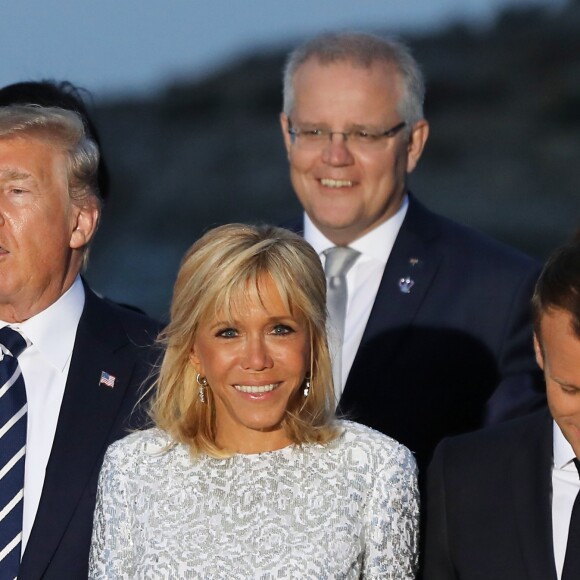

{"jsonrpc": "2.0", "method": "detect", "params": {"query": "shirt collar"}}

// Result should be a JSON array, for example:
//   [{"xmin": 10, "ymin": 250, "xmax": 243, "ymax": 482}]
[
  {"xmin": 303, "ymin": 194, "xmax": 409, "ymax": 263},
  {"xmin": 1, "ymin": 276, "xmax": 85, "ymax": 372},
  {"xmin": 553, "ymin": 420, "xmax": 577, "ymax": 470}
]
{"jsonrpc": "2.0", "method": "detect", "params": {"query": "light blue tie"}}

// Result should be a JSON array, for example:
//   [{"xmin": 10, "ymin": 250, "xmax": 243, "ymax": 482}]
[
  {"xmin": 0, "ymin": 327, "xmax": 28, "ymax": 579},
  {"xmin": 324, "ymin": 247, "xmax": 360, "ymax": 402}
]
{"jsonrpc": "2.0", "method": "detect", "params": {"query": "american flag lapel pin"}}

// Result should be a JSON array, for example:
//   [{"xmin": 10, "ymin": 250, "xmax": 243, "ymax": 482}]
[{"xmin": 99, "ymin": 371, "xmax": 116, "ymax": 388}]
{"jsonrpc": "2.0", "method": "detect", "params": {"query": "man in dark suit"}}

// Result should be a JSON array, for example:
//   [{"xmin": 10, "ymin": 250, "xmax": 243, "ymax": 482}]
[
  {"xmin": 279, "ymin": 32, "xmax": 543, "ymax": 475},
  {"xmin": 0, "ymin": 105, "xmax": 159, "ymax": 579},
  {"xmin": 424, "ymin": 241, "xmax": 580, "ymax": 579}
]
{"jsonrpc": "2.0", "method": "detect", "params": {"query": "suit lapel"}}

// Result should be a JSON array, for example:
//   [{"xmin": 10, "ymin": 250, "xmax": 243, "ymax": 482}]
[
  {"xmin": 20, "ymin": 286, "xmax": 137, "ymax": 578},
  {"xmin": 511, "ymin": 409, "xmax": 557, "ymax": 580},
  {"xmin": 342, "ymin": 195, "xmax": 443, "ymax": 399}
]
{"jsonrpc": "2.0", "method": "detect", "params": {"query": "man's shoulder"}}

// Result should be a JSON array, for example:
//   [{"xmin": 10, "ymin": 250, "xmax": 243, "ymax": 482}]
[
  {"xmin": 82, "ymin": 283, "xmax": 162, "ymax": 346},
  {"xmin": 433, "ymin": 409, "xmax": 550, "ymax": 466},
  {"xmin": 407, "ymin": 196, "xmax": 540, "ymax": 272}
]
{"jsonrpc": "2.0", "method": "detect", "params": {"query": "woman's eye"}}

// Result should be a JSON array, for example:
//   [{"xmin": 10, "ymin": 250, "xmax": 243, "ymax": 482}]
[
  {"xmin": 217, "ymin": 328, "xmax": 237, "ymax": 338},
  {"xmin": 272, "ymin": 325, "xmax": 293, "ymax": 335}
]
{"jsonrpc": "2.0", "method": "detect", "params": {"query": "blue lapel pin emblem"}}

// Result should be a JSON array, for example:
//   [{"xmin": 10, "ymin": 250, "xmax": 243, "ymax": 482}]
[
  {"xmin": 399, "ymin": 276, "xmax": 415, "ymax": 294},
  {"xmin": 99, "ymin": 371, "xmax": 116, "ymax": 388}
]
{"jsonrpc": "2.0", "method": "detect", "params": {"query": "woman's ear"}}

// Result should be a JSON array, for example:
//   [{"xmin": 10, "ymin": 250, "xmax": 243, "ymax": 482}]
[{"xmin": 189, "ymin": 347, "xmax": 203, "ymax": 375}]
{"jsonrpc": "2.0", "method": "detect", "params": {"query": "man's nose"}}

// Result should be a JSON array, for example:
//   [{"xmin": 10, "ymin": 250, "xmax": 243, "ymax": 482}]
[{"xmin": 321, "ymin": 132, "xmax": 355, "ymax": 166}]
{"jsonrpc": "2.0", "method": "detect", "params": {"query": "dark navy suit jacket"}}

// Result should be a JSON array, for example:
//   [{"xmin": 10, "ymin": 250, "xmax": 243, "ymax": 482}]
[
  {"xmin": 424, "ymin": 409, "xmax": 556, "ymax": 580},
  {"xmin": 287, "ymin": 193, "xmax": 544, "ymax": 476},
  {"xmin": 18, "ymin": 282, "xmax": 161, "ymax": 580}
]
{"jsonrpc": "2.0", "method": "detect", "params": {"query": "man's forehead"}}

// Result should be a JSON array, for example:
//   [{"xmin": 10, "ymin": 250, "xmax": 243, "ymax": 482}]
[
  {"xmin": 291, "ymin": 57, "xmax": 402, "ymax": 103},
  {"xmin": 0, "ymin": 134, "xmax": 64, "ymax": 160},
  {"xmin": 539, "ymin": 308, "xmax": 577, "ymax": 334},
  {"xmin": 0, "ymin": 135, "xmax": 68, "ymax": 185},
  {"xmin": 537, "ymin": 309, "xmax": 580, "ymax": 365},
  {"xmin": 297, "ymin": 55, "xmax": 398, "ymax": 76}
]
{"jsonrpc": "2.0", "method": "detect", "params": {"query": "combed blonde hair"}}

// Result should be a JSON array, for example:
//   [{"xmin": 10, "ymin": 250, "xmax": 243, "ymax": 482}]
[
  {"xmin": 150, "ymin": 224, "xmax": 339, "ymax": 457},
  {"xmin": 0, "ymin": 105, "xmax": 101, "ymax": 206},
  {"xmin": 0, "ymin": 105, "xmax": 101, "ymax": 268}
]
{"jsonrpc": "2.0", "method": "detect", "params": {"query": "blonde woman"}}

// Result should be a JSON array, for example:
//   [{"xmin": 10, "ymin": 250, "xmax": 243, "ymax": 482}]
[{"xmin": 89, "ymin": 224, "xmax": 418, "ymax": 578}]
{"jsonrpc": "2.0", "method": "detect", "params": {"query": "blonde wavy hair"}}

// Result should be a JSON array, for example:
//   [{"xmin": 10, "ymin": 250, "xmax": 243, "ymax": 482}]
[{"xmin": 150, "ymin": 223, "xmax": 339, "ymax": 457}]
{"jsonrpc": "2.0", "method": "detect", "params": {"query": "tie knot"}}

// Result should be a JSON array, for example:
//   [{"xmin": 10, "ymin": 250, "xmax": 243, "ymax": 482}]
[
  {"xmin": 0, "ymin": 326, "xmax": 27, "ymax": 358},
  {"xmin": 324, "ymin": 246, "xmax": 360, "ymax": 279},
  {"xmin": 573, "ymin": 458, "xmax": 580, "ymax": 479}
]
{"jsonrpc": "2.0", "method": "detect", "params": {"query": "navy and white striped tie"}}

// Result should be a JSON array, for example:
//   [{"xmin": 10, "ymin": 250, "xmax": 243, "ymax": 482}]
[{"xmin": 0, "ymin": 327, "xmax": 28, "ymax": 579}]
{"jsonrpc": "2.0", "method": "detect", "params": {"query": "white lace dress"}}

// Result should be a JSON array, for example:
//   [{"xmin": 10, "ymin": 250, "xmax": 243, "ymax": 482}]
[{"xmin": 89, "ymin": 421, "xmax": 418, "ymax": 579}]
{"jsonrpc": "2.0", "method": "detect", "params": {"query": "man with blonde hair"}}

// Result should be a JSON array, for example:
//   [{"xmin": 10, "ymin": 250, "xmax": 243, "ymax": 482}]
[{"xmin": 0, "ymin": 105, "xmax": 159, "ymax": 579}]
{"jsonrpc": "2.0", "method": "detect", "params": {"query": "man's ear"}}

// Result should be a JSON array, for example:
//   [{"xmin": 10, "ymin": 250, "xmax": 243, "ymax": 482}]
[
  {"xmin": 533, "ymin": 333, "xmax": 545, "ymax": 371},
  {"xmin": 70, "ymin": 200, "xmax": 100, "ymax": 250},
  {"xmin": 280, "ymin": 113, "xmax": 293, "ymax": 158},
  {"xmin": 406, "ymin": 119, "xmax": 429, "ymax": 174}
]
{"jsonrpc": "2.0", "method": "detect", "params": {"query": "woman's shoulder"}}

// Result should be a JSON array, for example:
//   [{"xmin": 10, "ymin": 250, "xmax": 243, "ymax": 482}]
[
  {"xmin": 333, "ymin": 420, "xmax": 417, "ymax": 474},
  {"xmin": 104, "ymin": 427, "xmax": 177, "ymax": 466}
]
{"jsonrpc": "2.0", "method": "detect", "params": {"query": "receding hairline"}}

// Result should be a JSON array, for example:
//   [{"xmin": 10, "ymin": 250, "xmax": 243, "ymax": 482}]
[
  {"xmin": 286, "ymin": 32, "xmax": 410, "ymax": 67},
  {"xmin": 282, "ymin": 32, "xmax": 425, "ymax": 124},
  {"xmin": 290, "ymin": 55, "xmax": 403, "ymax": 104}
]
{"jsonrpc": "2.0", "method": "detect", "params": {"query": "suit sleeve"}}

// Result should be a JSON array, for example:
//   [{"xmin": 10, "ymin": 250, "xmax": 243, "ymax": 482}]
[
  {"xmin": 423, "ymin": 440, "xmax": 457, "ymax": 580},
  {"xmin": 362, "ymin": 443, "xmax": 419, "ymax": 579},
  {"xmin": 484, "ymin": 263, "xmax": 545, "ymax": 424},
  {"xmin": 88, "ymin": 443, "xmax": 135, "ymax": 579}
]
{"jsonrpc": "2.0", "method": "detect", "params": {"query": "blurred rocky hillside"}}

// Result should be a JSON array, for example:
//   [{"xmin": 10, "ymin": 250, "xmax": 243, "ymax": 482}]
[{"xmin": 87, "ymin": 2, "xmax": 580, "ymax": 320}]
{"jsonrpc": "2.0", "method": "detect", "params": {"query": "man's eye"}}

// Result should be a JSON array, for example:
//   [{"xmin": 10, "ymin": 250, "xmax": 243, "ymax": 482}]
[
  {"xmin": 303, "ymin": 129, "xmax": 324, "ymax": 138},
  {"xmin": 352, "ymin": 130, "xmax": 377, "ymax": 141}
]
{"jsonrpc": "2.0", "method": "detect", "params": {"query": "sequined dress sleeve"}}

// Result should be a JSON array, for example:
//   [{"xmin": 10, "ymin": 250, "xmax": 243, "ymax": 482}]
[{"xmin": 89, "ymin": 421, "xmax": 418, "ymax": 579}]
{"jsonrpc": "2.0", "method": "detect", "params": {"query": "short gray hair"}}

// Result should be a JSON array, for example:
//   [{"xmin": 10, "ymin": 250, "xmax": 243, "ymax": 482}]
[
  {"xmin": 282, "ymin": 32, "xmax": 425, "ymax": 127},
  {"xmin": 0, "ymin": 104, "xmax": 101, "ymax": 207}
]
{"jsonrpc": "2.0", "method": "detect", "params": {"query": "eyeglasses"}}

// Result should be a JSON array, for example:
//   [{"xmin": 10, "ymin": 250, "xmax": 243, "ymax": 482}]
[{"xmin": 287, "ymin": 119, "xmax": 407, "ymax": 151}]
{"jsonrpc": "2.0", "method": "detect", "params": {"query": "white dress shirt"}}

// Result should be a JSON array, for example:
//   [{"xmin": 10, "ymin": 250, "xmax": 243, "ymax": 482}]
[
  {"xmin": 552, "ymin": 420, "xmax": 580, "ymax": 579},
  {"xmin": 304, "ymin": 195, "xmax": 408, "ymax": 397},
  {"xmin": 0, "ymin": 276, "xmax": 85, "ymax": 552}
]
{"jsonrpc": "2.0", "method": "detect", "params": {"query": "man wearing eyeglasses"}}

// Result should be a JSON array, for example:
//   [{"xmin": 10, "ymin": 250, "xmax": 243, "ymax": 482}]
[{"xmin": 280, "ymin": 32, "xmax": 544, "ymax": 478}]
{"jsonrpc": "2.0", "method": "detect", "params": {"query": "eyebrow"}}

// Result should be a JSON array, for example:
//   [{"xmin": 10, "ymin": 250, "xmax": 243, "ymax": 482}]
[
  {"xmin": 208, "ymin": 315, "xmax": 296, "ymax": 329},
  {"xmin": 0, "ymin": 169, "xmax": 32, "ymax": 180}
]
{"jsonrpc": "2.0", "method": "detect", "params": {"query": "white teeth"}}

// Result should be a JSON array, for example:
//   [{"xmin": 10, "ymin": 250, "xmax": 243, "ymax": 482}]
[
  {"xmin": 320, "ymin": 178, "xmax": 353, "ymax": 188},
  {"xmin": 234, "ymin": 384, "xmax": 278, "ymax": 394}
]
